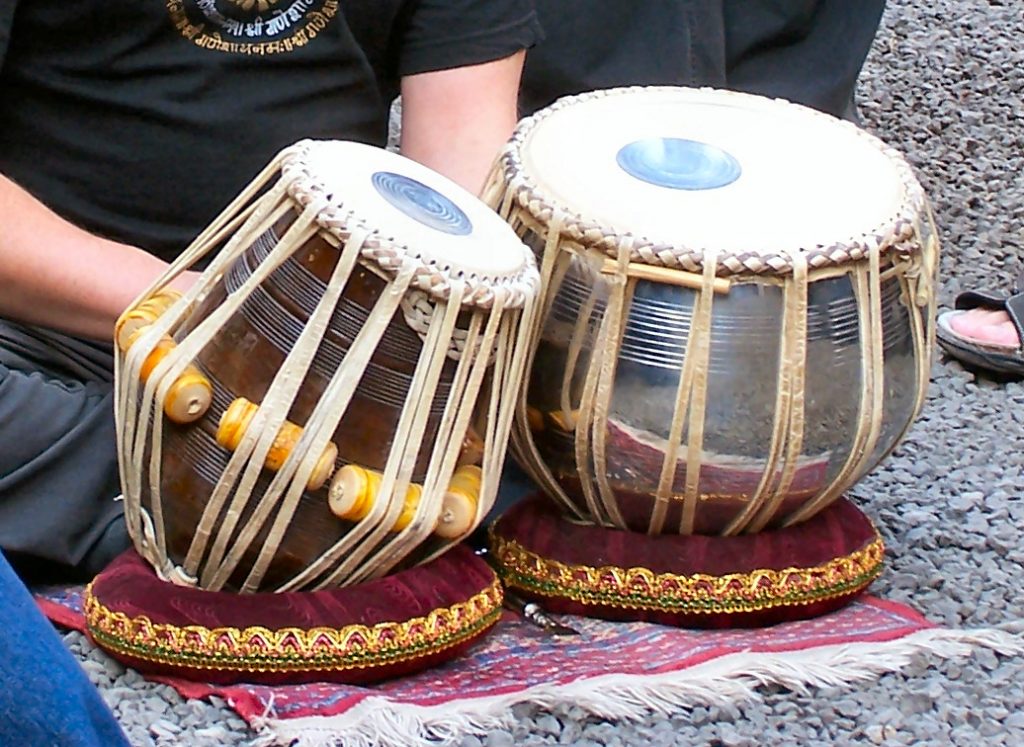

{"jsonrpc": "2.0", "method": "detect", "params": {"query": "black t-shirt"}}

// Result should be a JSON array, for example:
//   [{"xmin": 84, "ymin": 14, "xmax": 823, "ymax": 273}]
[
  {"xmin": 0, "ymin": 0, "xmax": 541, "ymax": 261},
  {"xmin": 520, "ymin": 1, "xmax": 885, "ymax": 120},
  {"xmin": 520, "ymin": 2, "xmax": 728, "ymax": 116}
]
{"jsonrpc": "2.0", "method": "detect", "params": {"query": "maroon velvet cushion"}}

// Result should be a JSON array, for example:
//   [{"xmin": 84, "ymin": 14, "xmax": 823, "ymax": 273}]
[
  {"xmin": 489, "ymin": 495, "xmax": 883, "ymax": 628},
  {"xmin": 84, "ymin": 544, "xmax": 501, "ymax": 685}
]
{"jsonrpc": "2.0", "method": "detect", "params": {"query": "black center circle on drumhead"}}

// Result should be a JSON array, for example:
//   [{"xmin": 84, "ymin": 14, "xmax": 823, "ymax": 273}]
[
  {"xmin": 616, "ymin": 138, "xmax": 742, "ymax": 190},
  {"xmin": 371, "ymin": 172, "xmax": 473, "ymax": 236}
]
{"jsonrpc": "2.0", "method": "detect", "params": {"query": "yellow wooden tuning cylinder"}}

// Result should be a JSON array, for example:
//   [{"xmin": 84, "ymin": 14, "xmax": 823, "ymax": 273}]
[
  {"xmin": 115, "ymin": 290, "xmax": 186, "ymax": 352},
  {"xmin": 437, "ymin": 464, "xmax": 482, "ymax": 539},
  {"xmin": 122, "ymin": 327, "xmax": 212, "ymax": 425},
  {"xmin": 327, "ymin": 465, "xmax": 423, "ymax": 532},
  {"xmin": 216, "ymin": 397, "xmax": 338, "ymax": 491},
  {"xmin": 328, "ymin": 463, "xmax": 481, "ymax": 538}
]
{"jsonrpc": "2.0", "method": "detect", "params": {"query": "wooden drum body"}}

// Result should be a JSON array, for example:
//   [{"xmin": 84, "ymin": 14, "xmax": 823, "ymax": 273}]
[
  {"xmin": 116, "ymin": 140, "xmax": 538, "ymax": 592},
  {"xmin": 486, "ymin": 87, "xmax": 939, "ymax": 536}
]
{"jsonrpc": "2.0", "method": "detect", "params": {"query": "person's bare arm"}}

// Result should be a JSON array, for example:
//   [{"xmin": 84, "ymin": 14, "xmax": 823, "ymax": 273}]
[
  {"xmin": 0, "ymin": 175, "xmax": 188, "ymax": 341},
  {"xmin": 399, "ymin": 50, "xmax": 525, "ymax": 196}
]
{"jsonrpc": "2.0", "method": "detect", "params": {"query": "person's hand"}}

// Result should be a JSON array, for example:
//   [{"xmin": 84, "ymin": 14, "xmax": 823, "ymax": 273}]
[{"xmin": 166, "ymin": 268, "xmax": 202, "ymax": 296}]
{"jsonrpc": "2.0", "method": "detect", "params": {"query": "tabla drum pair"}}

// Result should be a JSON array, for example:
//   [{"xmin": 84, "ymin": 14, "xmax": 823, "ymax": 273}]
[
  {"xmin": 86, "ymin": 140, "xmax": 540, "ymax": 684},
  {"xmin": 485, "ymin": 87, "xmax": 939, "ymax": 627}
]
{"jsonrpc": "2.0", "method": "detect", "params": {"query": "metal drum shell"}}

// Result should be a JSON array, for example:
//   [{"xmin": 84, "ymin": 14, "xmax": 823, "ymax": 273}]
[
  {"xmin": 137, "ymin": 211, "xmax": 465, "ymax": 591},
  {"xmin": 520, "ymin": 252, "xmax": 923, "ymax": 535},
  {"xmin": 488, "ymin": 86, "xmax": 937, "ymax": 538},
  {"xmin": 148, "ymin": 422, "xmax": 446, "ymax": 591}
]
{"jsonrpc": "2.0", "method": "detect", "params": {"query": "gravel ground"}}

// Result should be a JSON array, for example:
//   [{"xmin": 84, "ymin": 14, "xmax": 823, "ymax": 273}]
[{"xmin": 59, "ymin": 1, "xmax": 1024, "ymax": 744}]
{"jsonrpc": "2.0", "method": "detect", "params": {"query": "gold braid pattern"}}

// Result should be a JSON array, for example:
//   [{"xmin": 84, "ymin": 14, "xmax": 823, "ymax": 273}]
[
  {"xmin": 490, "ymin": 531, "xmax": 884, "ymax": 615},
  {"xmin": 84, "ymin": 579, "xmax": 502, "ymax": 673}
]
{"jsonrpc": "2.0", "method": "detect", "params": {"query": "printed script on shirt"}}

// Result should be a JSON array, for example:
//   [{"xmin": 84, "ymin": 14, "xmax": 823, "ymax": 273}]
[{"xmin": 166, "ymin": 0, "xmax": 339, "ymax": 55}]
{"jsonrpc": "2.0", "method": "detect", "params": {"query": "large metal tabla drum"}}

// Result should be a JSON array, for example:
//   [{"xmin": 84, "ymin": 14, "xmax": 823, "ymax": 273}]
[
  {"xmin": 486, "ymin": 87, "xmax": 938, "ymax": 537},
  {"xmin": 115, "ymin": 140, "xmax": 539, "ymax": 593}
]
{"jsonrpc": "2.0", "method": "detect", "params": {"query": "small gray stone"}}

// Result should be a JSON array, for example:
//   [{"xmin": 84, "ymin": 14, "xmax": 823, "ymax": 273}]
[
  {"xmin": 535, "ymin": 714, "xmax": 561, "ymax": 736},
  {"xmin": 718, "ymin": 725, "xmax": 748, "ymax": 747},
  {"xmin": 125, "ymin": 729, "xmax": 156, "ymax": 747},
  {"xmin": 1005, "ymin": 712, "xmax": 1024, "ymax": 729},
  {"xmin": 193, "ymin": 726, "xmax": 231, "ymax": 741},
  {"xmin": 951, "ymin": 725, "xmax": 981, "ymax": 746},
  {"xmin": 865, "ymin": 724, "xmax": 886, "ymax": 745},
  {"xmin": 484, "ymin": 730, "xmax": 515, "ymax": 747},
  {"xmin": 975, "ymin": 647, "xmax": 1000, "ymax": 670},
  {"xmin": 149, "ymin": 719, "xmax": 181, "ymax": 737},
  {"xmin": 835, "ymin": 700, "xmax": 861, "ymax": 718},
  {"xmin": 559, "ymin": 723, "xmax": 583, "ymax": 744}
]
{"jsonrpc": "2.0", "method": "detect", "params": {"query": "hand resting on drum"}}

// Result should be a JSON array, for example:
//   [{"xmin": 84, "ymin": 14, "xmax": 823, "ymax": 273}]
[{"xmin": 0, "ymin": 174, "xmax": 198, "ymax": 342}]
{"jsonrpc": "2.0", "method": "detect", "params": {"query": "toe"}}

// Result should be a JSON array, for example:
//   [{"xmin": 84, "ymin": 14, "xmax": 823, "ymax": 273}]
[{"xmin": 949, "ymin": 309, "xmax": 1020, "ymax": 347}]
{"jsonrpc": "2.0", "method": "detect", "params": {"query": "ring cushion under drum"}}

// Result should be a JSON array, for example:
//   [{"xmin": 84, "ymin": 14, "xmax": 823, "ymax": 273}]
[
  {"xmin": 489, "ymin": 495, "xmax": 883, "ymax": 628},
  {"xmin": 84, "ymin": 544, "xmax": 501, "ymax": 685}
]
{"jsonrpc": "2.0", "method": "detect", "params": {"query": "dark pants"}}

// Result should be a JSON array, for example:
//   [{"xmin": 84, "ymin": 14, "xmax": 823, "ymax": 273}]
[
  {"xmin": 0, "ymin": 548, "xmax": 129, "ymax": 746},
  {"xmin": 0, "ymin": 320, "xmax": 128, "ymax": 577}
]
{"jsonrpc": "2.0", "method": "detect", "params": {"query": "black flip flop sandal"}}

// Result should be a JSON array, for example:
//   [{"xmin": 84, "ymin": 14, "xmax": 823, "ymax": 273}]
[{"xmin": 936, "ymin": 270, "xmax": 1024, "ymax": 377}]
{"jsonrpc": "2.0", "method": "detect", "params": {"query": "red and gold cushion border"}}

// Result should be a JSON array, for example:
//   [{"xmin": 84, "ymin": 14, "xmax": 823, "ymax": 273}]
[
  {"xmin": 84, "ymin": 546, "xmax": 502, "ymax": 684},
  {"xmin": 489, "ymin": 495, "xmax": 884, "ymax": 628}
]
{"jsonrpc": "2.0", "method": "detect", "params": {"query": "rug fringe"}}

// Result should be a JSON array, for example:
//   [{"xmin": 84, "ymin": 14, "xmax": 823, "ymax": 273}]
[{"xmin": 249, "ymin": 627, "xmax": 1023, "ymax": 747}]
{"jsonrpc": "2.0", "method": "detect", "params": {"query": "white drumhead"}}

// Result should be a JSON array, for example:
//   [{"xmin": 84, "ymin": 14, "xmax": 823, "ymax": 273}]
[
  {"xmin": 518, "ymin": 88, "xmax": 913, "ymax": 256},
  {"xmin": 286, "ymin": 141, "xmax": 530, "ymax": 278}
]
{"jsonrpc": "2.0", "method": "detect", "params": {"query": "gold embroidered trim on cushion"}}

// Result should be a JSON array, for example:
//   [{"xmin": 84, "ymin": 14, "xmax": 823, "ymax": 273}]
[
  {"xmin": 490, "ymin": 531, "xmax": 883, "ymax": 615},
  {"xmin": 85, "ymin": 579, "xmax": 502, "ymax": 673}
]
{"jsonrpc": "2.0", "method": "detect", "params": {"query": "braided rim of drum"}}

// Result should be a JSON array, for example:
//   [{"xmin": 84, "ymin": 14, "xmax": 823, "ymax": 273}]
[
  {"xmin": 499, "ymin": 86, "xmax": 928, "ymax": 277},
  {"xmin": 282, "ymin": 140, "xmax": 539, "ymax": 309}
]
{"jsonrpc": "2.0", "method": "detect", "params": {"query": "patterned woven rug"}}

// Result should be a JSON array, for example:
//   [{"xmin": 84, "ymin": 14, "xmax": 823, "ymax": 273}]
[{"xmin": 35, "ymin": 586, "xmax": 1021, "ymax": 747}]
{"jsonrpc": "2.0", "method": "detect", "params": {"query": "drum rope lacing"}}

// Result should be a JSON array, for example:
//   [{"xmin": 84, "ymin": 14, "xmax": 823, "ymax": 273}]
[
  {"xmin": 400, "ymin": 290, "xmax": 497, "ymax": 362},
  {"xmin": 501, "ymin": 211, "xmax": 935, "ymax": 534},
  {"xmin": 488, "ymin": 87, "xmax": 939, "ymax": 535},
  {"xmin": 116, "ymin": 145, "xmax": 540, "ymax": 591}
]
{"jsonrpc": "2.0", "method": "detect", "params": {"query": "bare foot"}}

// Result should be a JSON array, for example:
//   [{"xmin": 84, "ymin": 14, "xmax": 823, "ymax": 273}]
[{"xmin": 948, "ymin": 308, "xmax": 1019, "ymax": 347}]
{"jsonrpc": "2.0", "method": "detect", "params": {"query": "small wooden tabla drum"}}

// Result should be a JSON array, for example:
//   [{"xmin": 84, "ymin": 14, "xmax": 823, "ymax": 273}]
[
  {"xmin": 483, "ymin": 87, "xmax": 937, "ymax": 625},
  {"xmin": 115, "ymin": 139, "xmax": 539, "ymax": 594}
]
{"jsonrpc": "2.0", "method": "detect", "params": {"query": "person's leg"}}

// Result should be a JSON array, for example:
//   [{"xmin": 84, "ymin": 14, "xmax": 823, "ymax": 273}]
[
  {"xmin": 0, "ymin": 320, "xmax": 127, "ymax": 577},
  {"xmin": 0, "ymin": 549, "xmax": 129, "ymax": 746}
]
